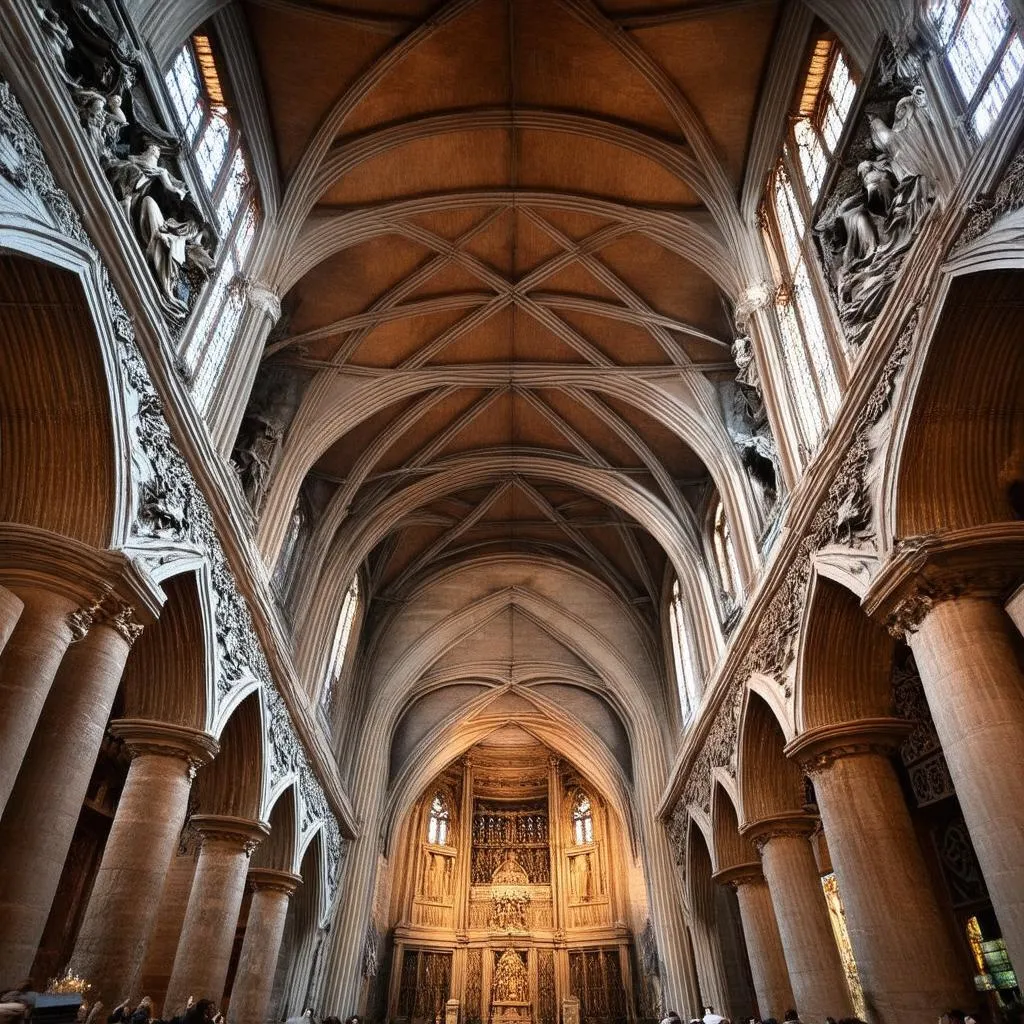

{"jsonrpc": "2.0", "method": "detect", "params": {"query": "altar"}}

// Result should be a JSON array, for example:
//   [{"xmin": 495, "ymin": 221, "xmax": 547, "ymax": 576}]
[{"xmin": 490, "ymin": 948, "xmax": 532, "ymax": 1024}]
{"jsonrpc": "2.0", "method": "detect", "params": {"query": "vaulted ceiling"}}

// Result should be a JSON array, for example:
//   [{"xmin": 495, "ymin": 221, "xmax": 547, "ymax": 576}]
[{"xmin": 245, "ymin": 0, "xmax": 782, "ymax": 623}]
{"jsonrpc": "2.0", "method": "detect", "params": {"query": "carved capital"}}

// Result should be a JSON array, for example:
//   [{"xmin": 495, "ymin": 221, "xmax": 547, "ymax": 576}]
[
  {"xmin": 190, "ymin": 813, "xmax": 270, "ymax": 856},
  {"xmin": 91, "ymin": 595, "xmax": 145, "ymax": 645},
  {"xmin": 247, "ymin": 867, "xmax": 301, "ymax": 896},
  {"xmin": 110, "ymin": 718, "xmax": 219, "ymax": 777},
  {"xmin": 741, "ymin": 812, "xmax": 818, "ymax": 854},
  {"xmin": 244, "ymin": 279, "xmax": 282, "ymax": 324},
  {"xmin": 734, "ymin": 280, "xmax": 774, "ymax": 326},
  {"xmin": 785, "ymin": 718, "xmax": 912, "ymax": 775},
  {"xmin": 66, "ymin": 606, "xmax": 94, "ymax": 640},
  {"xmin": 712, "ymin": 861, "xmax": 763, "ymax": 889}
]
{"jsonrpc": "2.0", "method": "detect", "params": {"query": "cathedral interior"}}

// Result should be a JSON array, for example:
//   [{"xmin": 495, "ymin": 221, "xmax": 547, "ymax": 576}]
[{"xmin": 0, "ymin": 1, "xmax": 1023, "ymax": 1024}]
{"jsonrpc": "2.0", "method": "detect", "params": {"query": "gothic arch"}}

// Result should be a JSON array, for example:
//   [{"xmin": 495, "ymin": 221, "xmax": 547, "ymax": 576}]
[
  {"xmin": 710, "ymin": 779, "xmax": 757, "ymax": 875},
  {"xmin": 196, "ymin": 689, "xmax": 266, "ymax": 821},
  {"xmin": 736, "ymin": 689, "xmax": 804, "ymax": 827},
  {"xmin": 255, "ymin": 782, "xmax": 300, "ymax": 873},
  {"xmin": 0, "ymin": 233, "xmax": 134, "ymax": 549},
  {"xmin": 884, "ymin": 266, "xmax": 1024, "ymax": 540},
  {"xmin": 793, "ymin": 569, "xmax": 895, "ymax": 733}
]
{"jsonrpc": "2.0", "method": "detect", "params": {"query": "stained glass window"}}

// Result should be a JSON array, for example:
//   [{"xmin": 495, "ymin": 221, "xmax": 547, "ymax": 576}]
[
  {"xmin": 164, "ymin": 31, "xmax": 261, "ymax": 414},
  {"xmin": 571, "ymin": 792, "xmax": 594, "ymax": 845},
  {"xmin": 427, "ymin": 794, "xmax": 451, "ymax": 846},
  {"xmin": 931, "ymin": 0, "xmax": 1023, "ymax": 136},
  {"xmin": 670, "ymin": 579, "xmax": 701, "ymax": 724}
]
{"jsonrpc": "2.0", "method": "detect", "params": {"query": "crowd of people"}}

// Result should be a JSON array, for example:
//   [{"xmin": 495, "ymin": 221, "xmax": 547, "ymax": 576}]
[
  {"xmin": 0, "ymin": 982, "xmax": 358, "ymax": 1024},
  {"xmin": 659, "ymin": 1006, "xmax": 988, "ymax": 1024}
]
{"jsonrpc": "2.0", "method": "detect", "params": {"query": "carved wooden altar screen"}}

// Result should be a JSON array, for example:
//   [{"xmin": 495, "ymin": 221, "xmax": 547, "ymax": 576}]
[{"xmin": 387, "ymin": 749, "xmax": 636, "ymax": 1024}]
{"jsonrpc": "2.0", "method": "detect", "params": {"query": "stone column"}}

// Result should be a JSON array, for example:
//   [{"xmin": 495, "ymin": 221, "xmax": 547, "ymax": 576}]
[
  {"xmin": 714, "ymin": 863, "xmax": 794, "ymax": 1021},
  {"xmin": 228, "ymin": 869, "xmax": 301, "ymax": 1024},
  {"xmin": 70, "ymin": 720, "xmax": 219, "ymax": 1004},
  {"xmin": 787, "ymin": 720, "xmax": 974, "ymax": 1022},
  {"xmin": 163, "ymin": 815, "xmax": 269, "ymax": 1013},
  {"xmin": 743, "ymin": 814, "xmax": 851, "ymax": 1022},
  {"xmin": 904, "ymin": 594, "xmax": 1024, "ymax": 973},
  {"xmin": 0, "ymin": 601, "xmax": 142, "ymax": 981},
  {"xmin": 0, "ymin": 585, "xmax": 80, "ymax": 816},
  {"xmin": 0, "ymin": 585, "xmax": 24, "ymax": 657}
]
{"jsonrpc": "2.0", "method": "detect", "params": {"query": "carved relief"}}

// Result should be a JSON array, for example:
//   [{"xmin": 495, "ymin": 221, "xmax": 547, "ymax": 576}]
[
  {"xmin": 35, "ymin": 0, "xmax": 215, "ymax": 321},
  {"xmin": 951, "ymin": 145, "xmax": 1024, "ymax": 253},
  {"xmin": 0, "ymin": 73, "xmax": 344, "ymax": 895},
  {"xmin": 813, "ymin": 43, "xmax": 937, "ymax": 342},
  {"xmin": 492, "ymin": 948, "xmax": 528, "ymax": 1004}
]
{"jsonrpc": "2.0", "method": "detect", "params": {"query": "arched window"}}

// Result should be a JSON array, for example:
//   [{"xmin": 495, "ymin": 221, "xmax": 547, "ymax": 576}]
[
  {"xmin": 930, "ymin": 0, "xmax": 1022, "ymax": 137},
  {"xmin": 712, "ymin": 500, "xmax": 742, "ymax": 608},
  {"xmin": 320, "ymin": 575, "xmax": 359, "ymax": 715},
  {"xmin": 762, "ymin": 37, "xmax": 856, "ymax": 455},
  {"xmin": 164, "ymin": 32, "xmax": 260, "ymax": 412},
  {"xmin": 670, "ymin": 579, "xmax": 702, "ymax": 723},
  {"xmin": 427, "ymin": 793, "xmax": 451, "ymax": 846},
  {"xmin": 571, "ymin": 791, "xmax": 594, "ymax": 845}
]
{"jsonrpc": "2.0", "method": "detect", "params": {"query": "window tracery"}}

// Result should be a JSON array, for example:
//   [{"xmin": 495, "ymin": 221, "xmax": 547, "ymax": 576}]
[
  {"xmin": 427, "ymin": 793, "xmax": 451, "ymax": 847},
  {"xmin": 762, "ymin": 37, "xmax": 857, "ymax": 455},
  {"xmin": 571, "ymin": 791, "xmax": 594, "ymax": 845},
  {"xmin": 669, "ymin": 579, "xmax": 701, "ymax": 724},
  {"xmin": 930, "ymin": 0, "xmax": 1022, "ymax": 137},
  {"xmin": 164, "ymin": 31, "xmax": 260, "ymax": 412},
  {"xmin": 711, "ymin": 500, "xmax": 742, "ymax": 612},
  {"xmin": 320, "ymin": 575, "xmax": 359, "ymax": 716}
]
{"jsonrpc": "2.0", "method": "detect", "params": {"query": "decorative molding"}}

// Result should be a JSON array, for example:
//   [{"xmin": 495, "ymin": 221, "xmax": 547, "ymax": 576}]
[
  {"xmin": 190, "ymin": 812, "xmax": 270, "ymax": 855},
  {"xmin": 784, "ymin": 717, "xmax": 913, "ymax": 775},
  {"xmin": 813, "ymin": 40, "xmax": 938, "ymax": 343},
  {"xmin": 671, "ymin": 307, "xmax": 922, "ymax": 820},
  {"xmin": 244, "ymin": 278, "xmax": 282, "ymax": 324},
  {"xmin": 247, "ymin": 867, "xmax": 302, "ymax": 895},
  {"xmin": 0, "ymin": 73, "xmax": 346, "ymax": 894},
  {"xmin": 950, "ymin": 145, "xmax": 1024, "ymax": 254}
]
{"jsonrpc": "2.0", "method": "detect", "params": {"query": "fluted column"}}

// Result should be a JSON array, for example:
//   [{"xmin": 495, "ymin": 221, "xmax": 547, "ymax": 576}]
[
  {"xmin": 901, "ymin": 593, "xmax": 1024, "ymax": 973},
  {"xmin": 0, "ymin": 585, "xmax": 23, "ymax": 657},
  {"xmin": 0, "ymin": 585, "xmax": 80, "ymax": 815},
  {"xmin": 787, "ymin": 720, "xmax": 973, "ymax": 1022},
  {"xmin": 714, "ymin": 863, "xmax": 793, "ymax": 1021},
  {"xmin": 0, "ymin": 600, "xmax": 143, "ymax": 981},
  {"xmin": 163, "ymin": 815, "xmax": 269, "ymax": 1013},
  {"xmin": 70, "ymin": 720, "xmax": 219, "ymax": 1004},
  {"xmin": 228, "ymin": 869, "xmax": 301, "ymax": 1024},
  {"xmin": 743, "ymin": 814, "xmax": 851, "ymax": 1022}
]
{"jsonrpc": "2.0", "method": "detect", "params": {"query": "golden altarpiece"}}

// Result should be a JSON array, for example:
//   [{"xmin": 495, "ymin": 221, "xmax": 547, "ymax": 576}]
[{"xmin": 386, "ymin": 745, "xmax": 636, "ymax": 1024}]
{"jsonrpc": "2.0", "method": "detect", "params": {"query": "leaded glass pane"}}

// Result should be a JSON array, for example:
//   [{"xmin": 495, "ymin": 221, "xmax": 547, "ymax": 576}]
[
  {"xmin": 165, "ymin": 47, "xmax": 204, "ymax": 142},
  {"xmin": 217, "ymin": 148, "xmax": 250, "ymax": 232},
  {"xmin": 947, "ymin": 0, "xmax": 1011, "ymax": 101},
  {"xmin": 794, "ymin": 118, "xmax": 828, "ymax": 201},
  {"xmin": 793, "ymin": 262, "xmax": 841, "ymax": 414},
  {"xmin": 234, "ymin": 200, "xmax": 259, "ymax": 261},
  {"xmin": 777, "ymin": 296, "xmax": 823, "ymax": 446},
  {"xmin": 195, "ymin": 110, "xmax": 231, "ymax": 190},
  {"xmin": 973, "ymin": 32, "xmax": 1024, "ymax": 135}
]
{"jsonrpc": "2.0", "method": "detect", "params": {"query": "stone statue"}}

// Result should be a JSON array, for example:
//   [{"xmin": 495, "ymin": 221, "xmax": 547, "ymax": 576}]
[
  {"xmin": 233, "ymin": 412, "xmax": 284, "ymax": 515},
  {"xmin": 815, "ymin": 82, "xmax": 935, "ymax": 337},
  {"xmin": 731, "ymin": 334, "xmax": 766, "ymax": 429},
  {"xmin": 36, "ymin": 2, "xmax": 77, "ymax": 83},
  {"xmin": 493, "ymin": 949, "xmax": 528, "ymax": 1004},
  {"xmin": 570, "ymin": 852, "xmax": 593, "ymax": 900},
  {"xmin": 730, "ymin": 428, "xmax": 780, "ymax": 514},
  {"xmin": 105, "ymin": 143, "xmax": 214, "ymax": 316}
]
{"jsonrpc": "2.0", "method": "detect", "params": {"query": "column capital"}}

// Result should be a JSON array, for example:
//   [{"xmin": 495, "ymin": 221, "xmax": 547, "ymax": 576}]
[
  {"xmin": 740, "ymin": 812, "xmax": 818, "ymax": 853},
  {"xmin": 712, "ymin": 861, "xmax": 764, "ymax": 889},
  {"xmin": 110, "ymin": 718, "xmax": 219, "ymax": 777},
  {"xmin": 191, "ymin": 814, "xmax": 270, "ymax": 856},
  {"xmin": 863, "ymin": 526, "xmax": 1024, "ymax": 637},
  {"xmin": 784, "ymin": 718, "xmax": 912, "ymax": 775},
  {"xmin": 247, "ymin": 867, "xmax": 301, "ymax": 896},
  {"xmin": 0, "ymin": 524, "xmax": 163, "ymax": 623}
]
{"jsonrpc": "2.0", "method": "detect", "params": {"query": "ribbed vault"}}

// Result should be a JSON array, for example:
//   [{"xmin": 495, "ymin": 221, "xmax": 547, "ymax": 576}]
[{"xmin": 233, "ymin": 0, "xmax": 789, "ymax": 712}]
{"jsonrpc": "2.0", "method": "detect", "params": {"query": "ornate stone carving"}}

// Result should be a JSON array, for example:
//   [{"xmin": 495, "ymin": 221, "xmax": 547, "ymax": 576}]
[
  {"xmin": 232, "ymin": 411, "xmax": 284, "ymax": 516},
  {"xmin": 734, "ymin": 281, "xmax": 774, "ymax": 328},
  {"xmin": 951, "ymin": 146, "xmax": 1024, "ymax": 254},
  {"xmin": 884, "ymin": 576, "xmax": 966, "ymax": 638},
  {"xmin": 813, "ymin": 42, "xmax": 937, "ymax": 342},
  {"xmin": 35, "ymin": 0, "xmax": 215, "ymax": 321},
  {"xmin": 66, "ymin": 606, "xmax": 94, "ymax": 640},
  {"xmin": 0, "ymin": 73, "xmax": 344, "ymax": 886},
  {"xmin": 492, "ymin": 947, "xmax": 528, "ymax": 1004},
  {"xmin": 91, "ymin": 593, "xmax": 144, "ymax": 643},
  {"xmin": 244, "ymin": 278, "xmax": 282, "ymax": 324},
  {"xmin": 362, "ymin": 922, "xmax": 380, "ymax": 979}
]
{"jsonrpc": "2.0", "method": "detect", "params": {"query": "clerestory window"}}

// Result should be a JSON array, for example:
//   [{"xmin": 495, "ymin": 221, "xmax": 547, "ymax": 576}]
[
  {"xmin": 711, "ymin": 499, "xmax": 742, "ymax": 610},
  {"xmin": 669, "ymin": 579, "xmax": 702, "ymax": 724},
  {"xmin": 762, "ymin": 37, "xmax": 856, "ymax": 455},
  {"xmin": 571, "ymin": 792, "xmax": 594, "ymax": 845},
  {"xmin": 320, "ymin": 575, "xmax": 359, "ymax": 716},
  {"xmin": 164, "ymin": 32, "xmax": 260, "ymax": 413},
  {"xmin": 930, "ymin": 0, "xmax": 1023, "ymax": 137}
]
